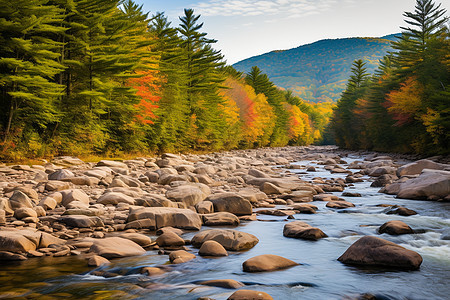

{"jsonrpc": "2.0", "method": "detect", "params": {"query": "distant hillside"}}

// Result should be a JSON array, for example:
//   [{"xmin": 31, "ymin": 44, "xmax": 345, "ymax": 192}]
[{"xmin": 233, "ymin": 35, "xmax": 398, "ymax": 102}]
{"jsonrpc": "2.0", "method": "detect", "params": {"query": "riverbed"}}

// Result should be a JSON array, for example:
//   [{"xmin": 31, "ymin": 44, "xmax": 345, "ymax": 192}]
[{"xmin": 0, "ymin": 150, "xmax": 449, "ymax": 299}]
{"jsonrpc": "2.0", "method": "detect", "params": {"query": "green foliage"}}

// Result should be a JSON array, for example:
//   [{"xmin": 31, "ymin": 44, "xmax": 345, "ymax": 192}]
[{"xmin": 331, "ymin": 0, "xmax": 449, "ymax": 154}]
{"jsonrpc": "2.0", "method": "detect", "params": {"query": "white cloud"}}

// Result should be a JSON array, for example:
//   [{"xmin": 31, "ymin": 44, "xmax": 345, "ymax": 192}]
[{"xmin": 193, "ymin": 0, "xmax": 338, "ymax": 18}]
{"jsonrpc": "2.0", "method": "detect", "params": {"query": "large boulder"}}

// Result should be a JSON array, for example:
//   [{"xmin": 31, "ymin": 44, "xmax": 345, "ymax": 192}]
[
  {"xmin": 397, "ymin": 159, "xmax": 448, "ymax": 177},
  {"xmin": 118, "ymin": 233, "xmax": 152, "ymax": 247},
  {"xmin": 198, "ymin": 279, "xmax": 244, "ymax": 289},
  {"xmin": 206, "ymin": 193, "xmax": 252, "ymax": 216},
  {"xmin": 9, "ymin": 191, "xmax": 33, "ymax": 210},
  {"xmin": 155, "ymin": 231, "xmax": 185, "ymax": 247},
  {"xmin": 202, "ymin": 212, "xmax": 240, "ymax": 226},
  {"xmin": 397, "ymin": 169, "xmax": 450, "ymax": 200},
  {"xmin": 283, "ymin": 221, "xmax": 327, "ymax": 240},
  {"xmin": 48, "ymin": 169, "xmax": 75, "ymax": 181},
  {"xmin": 97, "ymin": 192, "xmax": 135, "ymax": 206},
  {"xmin": 378, "ymin": 220, "xmax": 414, "ymax": 235},
  {"xmin": 191, "ymin": 229, "xmax": 259, "ymax": 251},
  {"xmin": 169, "ymin": 250, "xmax": 196, "ymax": 264},
  {"xmin": 0, "ymin": 230, "xmax": 41, "ymax": 253},
  {"xmin": 165, "ymin": 183, "xmax": 211, "ymax": 207},
  {"xmin": 127, "ymin": 207, "xmax": 202, "ymax": 230},
  {"xmin": 338, "ymin": 235, "xmax": 422, "ymax": 270},
  {"xmin": 89, "ymin": 237, "xmax": 145, "ymax": 258},
  {"xmin": 243, "ymin": 254, "xmax": 299, "ymax": 272}
]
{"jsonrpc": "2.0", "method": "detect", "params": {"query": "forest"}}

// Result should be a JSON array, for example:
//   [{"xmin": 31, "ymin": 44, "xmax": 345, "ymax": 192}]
[
  {"xmin": 331, "ymin": 0, "xmax": 449, "ymax": 155},
  {"xmin": 0, "ymin": 0, "xmax": 331, "ymax": 161}
]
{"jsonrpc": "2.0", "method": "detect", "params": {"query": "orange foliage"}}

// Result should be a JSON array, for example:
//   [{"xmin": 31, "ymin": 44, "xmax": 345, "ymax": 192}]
[
  {"xmin": 385, "ymin": 77, "xmax": 423, "ymax": 126},
  {"xmin": 128, "ymin": 70, "xmax": 161, "ymax": 124}
]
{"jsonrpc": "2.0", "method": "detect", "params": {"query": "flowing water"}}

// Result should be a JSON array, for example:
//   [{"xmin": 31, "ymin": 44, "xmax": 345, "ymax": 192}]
[{"xmin": 1, "ymin": 154, "xmax": 449, "ymax": 299}]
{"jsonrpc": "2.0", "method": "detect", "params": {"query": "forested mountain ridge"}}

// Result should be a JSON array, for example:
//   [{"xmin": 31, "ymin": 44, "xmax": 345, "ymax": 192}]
[{"xmin": 233, "ymin": 35, "xmax": 398, "ymax": 102}]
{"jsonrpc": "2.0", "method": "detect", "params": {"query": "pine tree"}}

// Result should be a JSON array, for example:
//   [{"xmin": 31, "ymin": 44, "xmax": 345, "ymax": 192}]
[{"xmin": 0, "ymin": 0, "xmax": 66, "ymax": 156}]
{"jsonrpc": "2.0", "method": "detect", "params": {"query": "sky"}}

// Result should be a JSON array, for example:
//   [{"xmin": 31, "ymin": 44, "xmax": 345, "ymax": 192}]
[{"xmin": 133, "ymin": 0, "xmax": 428, "ymax": 64}]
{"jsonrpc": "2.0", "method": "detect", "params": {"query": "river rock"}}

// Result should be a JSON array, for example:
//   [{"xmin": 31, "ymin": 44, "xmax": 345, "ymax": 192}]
[
  {"xmin": 338, "ymin": 235, "xmax": 422, "ymax": 270},
  {"xmin": 397, "ymin": 159, "xmax": 448, "ymax": 177},
  {"xmin": 290, "ymin": 203, "xmax": 318, "ymax": 214},
  {"xmin": 227, "ymin": 290, "xmax": 273, "ymax": 300},
  {"xmin": 45, "ymin": 180, "xmax": 71, "ymax": 191},
  {"xmin": 156, "ymin": 231, "xmax": 185, "ymax": 247},
  {"xmin": 97, "ymin": 160, "xmax": 128, "ymax": 169},
  {"xmin": 378, "ymin": 220, "xmax": 414, "ymax": 235},
  {"xmin": 342, "ymin": 192, "xmax": 362, "ymax": 197},
  {"xmin": 282, "ymin": 190, "xmax": 314, "ymax": 202},
  {"xmin": 98, "ymin": 192, "xmax": 135, "ymax": 206},
  {"xmin": 60, "ymin": 189, "xmax": 90, "ymax": 209},
  {"xmin": 198, "ymin": 240, "xmax": 228, "ymax": 257},
  {"xmin": 169, "ymin": 250, "xmax": 196, "ymax": 264},
  {"xmin": 119, "ymin": 233, "xmax": 152, "ymax": 247},
  {"xmin": 283, "ymin": 221, "xmax": 327, "ymax": 240},
  {"xmin": 206, "ymin": 193, "xmax": 252, "ymax": 216},
  {"xmin": 191, "ymin": 229, "xmax": 259, "ymax": 251},
  {"xmin": 39, "ymin": 232, "xmax": 65, "ymax": 248},
  {"xmin": 195, "ymin": 201, "xmax": 214, "ymax": 214},
  {"xmin": 385, "ymin": 206, "xmax": 417, "ymax": 216},
  {"xmin": 0, "ymin": 209, "xmax": 5, "ymax": 225},
  {"xmin": 199, "ymin": 279, "xmax": 244, "ymax": 289},
  {"xmin": 48, "ymin": 169, "xmax": 75, "ymax": 181},
  {"xmin": 243, "ymin": 254, "xmax": 299, "ymax": 272},
  {"xmin": 371, "ymin": 174, "xmax": 397, "ymax": 187},
  {"xmin": 397, "ymin": 169, "xmax": 450, "ymax": 200},
  {"xmin": 202, "ymin": 212, "xmax": 240, "ymax": 226},
  {"xmin": 0, "ymin": 251, "xmax": 28, "ymax": 261},
  {"xmin": 0, "ymin": 198, "xmax": 13, "ymax": 215},
  {"xmin": 141, "ymin": 267, "xmax": 166, "ymax": 276},
  {"xmin": 326, "ymin": 200, "xmax": 355, "ymax": 209},
  {"xmin": 0, "ymin": 230, "xmax": 40, "ymax": 252},
  {"xmin": 14, "ymin": 207, "xmax": 38, "ymax": 220},
  {"xmin": 89, "ymin": 237, "xmax": 145, "ymax": 258},
  {"xmin": 127, "ymin": 207, "xmax": 202, "ymax": 230},
  {"xmin": 39, "ymin": 197, "xmax": 57, "ymax": 210},
  {"xmin": 165, "ymin": 183, "xmax": 211, "ymax": 206},
  {"xmin": 88, "ymin": 255, "xmax": 111, "ymax": 267},
  {"xmin": 260, "ymin": 182, "xmax": 288, "ymax": 195},
  {"xmin": 313, "ymin": 194, "xmax": 339, "ymax": 201},
  {"xmin": 9, "ymin": 191, "xmax": 33, "ymax": 210},
  {"xmin": 59, "ymin": 215, "xmax": 104, "ymax": 228}
]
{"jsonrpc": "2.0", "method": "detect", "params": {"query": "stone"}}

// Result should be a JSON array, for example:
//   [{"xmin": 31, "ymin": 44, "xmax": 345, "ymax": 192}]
[
  {"xmin": 281, "ymin": 190, "xmax": 314, "ymax": 202},
  {"xmin": 141, "ymin": 267, "xmax": 165, "ymax": 276},
  {"xmin": 0, "ymin": 251, "xmax": 28, "ymax": 261},
  {"xmin": 207, "ymin": 193, "xmax": 252, "ymax": 216},
  {"xmin": 97, "ymin": 160, "xmax": 128, "ymax": 169},
  {"xmin": 48, "ymin": 169, "xmax": 75, "ymax": 181},
  {"xmin": 156, "ymin": 231, "xmax": 185, "ymax": 247},
  {"xmin": 125, "ymin": 219, "xmax": 156, "ymax": 230},
  {"xmin": 199, "ymin": 279, "xmax": 244, "ymax": 289},
  {"xmin": 338, "ymin": 235, "xmax": 422, "ymax": 270},
  {"xmin": 342, "ymin": 192, "xmax": 362, "ymax": 197},
  {"xmin": 371, "ymin": 174, "xmax": 397, "ymax": 187},
  {"xmin": 119, "ymin": 233, "xmax": 152, "ymax": 247},
  {"xmin": 59, "ymin": 215, "xmax": 104, "ymax": 228},
  {"xmin": 191, "ymin": 229, "xmax": 259, "ymax": 251},
  {"xmin": 169, "ymin": 250, "xmax": 196, "ymax": 264},
  {"xmin": 0, "ymin": 198, "xmax": 13, "ymax": 215},
  {"xmin": 195, "ymin": 201, "xmax": 214, "ymax": 214},
  {"xmin": 397, "ymin": 159, "xmax": 448, "ymax": 177},
  {"xmin": 385, "ymin": 206, "xmax": 417, "ymax": 216},
  {"xmin": 368, "ymin": 166, "xmax": 396, "ymax": 177},
  {"xmin": 326, "ymin": 200, "xmax": 355, "ymax": 209},
  {"xmin": 89, "ymin": 237, "xmax": 146, "ymax": 258},
  {"xmin": 156, "ymin": 226, "xmax": 184, "ymax": 236},
  {"xmin": 45, "ymin": 181, "xmax": 71, "ymax": 192},
  {"xmin": 127, "ymin": 207, "xmax": 202, "ymax": 230},
  {"xmin": 135, "ymin": 196, "xmax": 177, "ymax": 208},
  {"xmin": 39, "ymin": 232, "xmax": 65, "ymax": 248},
  {"xmin": 166, "ymin": 183, "xmax": 211, "ymax": 206},
  {"xmin": 260, "ymin": 182, "xmax": 288, "ymax": 195},
  {"xmin": 313, "ymin": 194, "xmax": 339, "ymax": 201},
  {"xmin": 202, "ymin": 212, "xmax": 240, "ymax": 226},
  {"xmin": 283, "ymin": 221, "xmax": 327, "ymax": 240},
  {"xmin": 227, "ymin": 290, "xmax": 273, "ymax": 300},
  {"xmin": 397, "ymin": 169, "xmax": 450, "ymax": 200},
  {"xmin": 88, "ymin": 255, "xmax": 111, "ymax": 267},
  {"xmin": 0, "ymin": 209, "xmax": 5, "ymax": 225},
  {"xmin": 60, "ymin": 189, "xmax": 90, "ymax": 209},
  {"xmin": 378, "ymin": 220, "xmax": 414, "ymax": 235},
  {"xmin": 98, "ymin": 192, "xmax": 135, "ymax": 206},
  {"xmin": 243, "ymin": 254, "xmax": 299, "ymax": 272},
  {"xmin": 0, "ymin": 230, "xmax": 40, "ymax": 252},
  {"xmin": 39, "ymin": 197, "xmax": 57, "ymax": 210},
  {"xmin": 9, "ymin": 191, "xmax": 33, "ymax": 210},
  {"xmin": 14, "ymin": 187, "xmax": 39, "ymax": 202},
  {"xmin": 198, "ymin": 240, "xmax": 228, "ymax": 257},
  {"xmin": 290, "ymin": 203, "xmax": 318, "ymax": 214},
  {"xmin": 14, "ymin": 207, "xmax": 38, "ymax": 220}
]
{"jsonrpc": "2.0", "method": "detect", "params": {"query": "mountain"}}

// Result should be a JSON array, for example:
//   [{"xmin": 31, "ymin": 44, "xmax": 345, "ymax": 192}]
[{"xmin": 233, "ymin": 34, "xmax": 398, "ymax": 103}]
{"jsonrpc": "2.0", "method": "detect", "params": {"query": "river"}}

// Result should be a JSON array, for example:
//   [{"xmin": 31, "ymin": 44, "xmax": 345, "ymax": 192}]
[{"xmin": 0, "ymin": 153, "xmax": 449, "ymax": 299}]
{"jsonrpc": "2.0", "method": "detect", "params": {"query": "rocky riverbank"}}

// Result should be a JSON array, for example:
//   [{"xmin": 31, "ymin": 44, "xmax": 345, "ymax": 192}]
[{"xmin": 0, "ymin": 146, "xmax": 449, "ymax": 299}]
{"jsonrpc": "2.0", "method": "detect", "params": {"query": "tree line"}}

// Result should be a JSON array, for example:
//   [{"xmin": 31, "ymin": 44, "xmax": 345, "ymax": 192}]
[
  {"xmin": 331, "ymin": 0, "xmax": 449, "ymax": 155},
  {"xmin": 0, "ymin": 0, "xmax": 331, "ymax": 160}
]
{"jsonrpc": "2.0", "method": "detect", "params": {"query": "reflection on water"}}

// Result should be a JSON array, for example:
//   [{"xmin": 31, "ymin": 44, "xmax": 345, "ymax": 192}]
[{"xmin": 0, "ymin": 156, "xmax": 449, "ymax": 299}]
